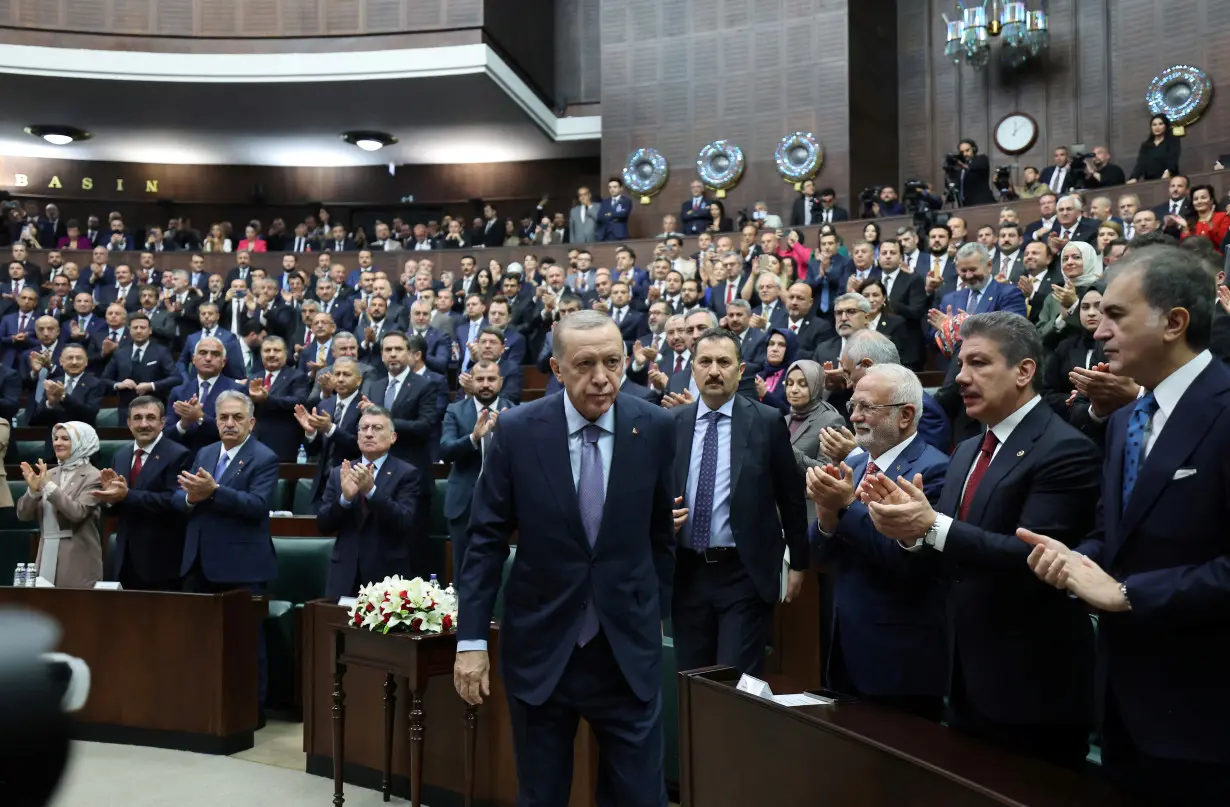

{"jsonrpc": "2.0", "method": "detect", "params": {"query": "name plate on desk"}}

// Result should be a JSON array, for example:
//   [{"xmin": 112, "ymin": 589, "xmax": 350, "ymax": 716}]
[
  {"xmin": 94, "ymin": 582, "xmax": 123, "ymax": 590},
  {"xmin": 736, "ymin": 674, "xmax": 774, "ymax": 700},
  {"xmin": 337, "ymin": 597, "xmax": 358, "ymax": 608}
]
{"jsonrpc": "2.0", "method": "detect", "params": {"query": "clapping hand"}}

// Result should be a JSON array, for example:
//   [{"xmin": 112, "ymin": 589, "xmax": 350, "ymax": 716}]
[
  {"xmin": 1218, "ymin": 285, "xmax": 1230, "ymax": 315},
  {"xmin": 748, "ymin": 313, "xmax": 767, "ymax": 330},
  {"xmin": 1018, "ymin": 529, "xmax": 1130, "ymax": 612},
  {"xmin": 864, "ymin": 473, "xmax": 934, "ymax": 544},
  {"xmin": 924, "ymin": 272, "xmax": 943, "ymax": 294},
  {"xmin": 20, "ymin": 459, "xmax": 48, "ymax": 494},
  {"xmin": 753, "ymin": 375, "xmax": 767, "ymax": 400},
  {"xmin": 471, "ymin": 408, "xmax": 497, "ymax": 442},
  {"xmin": 43, "ymin": 379, "xmax": 66, "ymax": 405},
  {"xmin": 1068, "ymin": 362, "xmax": 1140, "ymax": 418},
  {"xmin": 1046, "ymin": 231, "xmax": 1069, "ymax": 256},
  {"xmin": 338, "ymin": 460, "xmax": 361, "ymax": 501},
  {"xmin": 806, "ymin": 463, "xmax": 856, "ymax": 533},
  {"xmin": 647, "ymin": 364, "xmax": 669, "ymax": 391},
  {"xmin": 358, "ymin": 395, "xmax": 377, "ymax": 411},
  {"xmin": 821, "ymin": 360, "xmax": 846, "ymax": 391},
  {"xmin": 95, "ymin": 469, "xmax": 130, "ymax": 503},
  {"xmin": 671, "ymin": 496, "xmax": 688, "ymax": 535},
  {"xmin": 248, "ymin": 377, "xmax": 269, "ymax": 402},
  {"xmin": 818, "ymin": 425, "xmax": 856, "ymax": 462},
  {"xmin": 927, "ymin": 305, "xmax": 955, "ymax": 331},
  {"xmin": 458, "ymin": 372, "xmax": 475, "ymax": 395},
  {"xmin": 178, "ymin": 467, "xmax": 219, "ymax": 504},
  {"xmin": 172, "ymin": 395, "xmax": 204, "ymax": 425},
  {"xmin": 1017, "ymin": 274, "xmax": 1035, "ymax": 299},
  {"xmin": 661, "ymin": 391, "xmax": 693, "ymax": 410}
]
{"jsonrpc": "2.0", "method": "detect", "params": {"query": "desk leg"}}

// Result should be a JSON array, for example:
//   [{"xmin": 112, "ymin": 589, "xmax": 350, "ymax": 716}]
[
  {"xmin": 382, "ymin": 673, "xmax": 396, "ymax": 802},
  {"xmin": 408, "ymin": 686, "xmax": 426, "ymax": 807},
  {"xmin": 331, "ymin": 635, "xmax": 347, "ymax": 807},
  {"xmin": 463, "ymin": 704, "xmax": 478, "ymax": 807}
]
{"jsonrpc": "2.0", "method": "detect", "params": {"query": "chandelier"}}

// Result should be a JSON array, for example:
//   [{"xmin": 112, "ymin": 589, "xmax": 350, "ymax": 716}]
[{"xmin": 944, "ymin": 1, "xmax": 1049, "ymax": 68}]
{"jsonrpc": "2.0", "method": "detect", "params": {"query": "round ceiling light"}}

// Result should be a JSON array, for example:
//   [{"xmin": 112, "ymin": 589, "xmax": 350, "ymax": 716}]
[
  {"xmin": 341, "ymin": 131, "xmax": 398, "ymax": 152},
  {"xmin": 24, "ymin": 125, "xmax": 92, "ymax": 145}
]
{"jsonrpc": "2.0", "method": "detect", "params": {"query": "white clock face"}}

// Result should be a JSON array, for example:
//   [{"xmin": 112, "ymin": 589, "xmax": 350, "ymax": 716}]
[{"xmin": 996, "ymin": 114, "xmax": 1036, "ymax": 154}]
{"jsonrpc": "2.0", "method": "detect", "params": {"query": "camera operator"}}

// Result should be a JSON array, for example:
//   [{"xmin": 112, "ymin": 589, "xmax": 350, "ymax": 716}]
[
  {"xmin": 952, "ymin": 139, "xmax": 995, "ymax": 207},
  {"xmin": 868, "ymin": 186, "xmax": 905, "ymax": 218},
  {"xmin": 1017, "ymin": 166, "xmax": 1046, "ymax": 198},
  {"xmin": 1080, "ymin": 146, "xmax": 1126, "ymax": 189},
  {"xmin": 1040, "ymin": 146, "xmax": 1078, "ymax": 195},
  {"xmin": 993, "ymin": 166, "xmax": 1019, "ymax": 202}
]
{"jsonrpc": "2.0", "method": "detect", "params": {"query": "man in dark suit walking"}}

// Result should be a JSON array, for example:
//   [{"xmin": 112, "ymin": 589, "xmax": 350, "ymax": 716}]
[
  {"xmin": 249, "ymin": 336, "xmax": 311, "ymax": 462},
  {"xmin": 316, "ymin": 406, "xmax": 422, "ymax": 598},
  {"xmin": 454, "ymin": 311, "xmax": 676, "ymax": 807},
  {"xmin": 174, "ymin": 390, "xmax": 280, "ymax": 707},
  {"xmin": 806, "ymin": 364, "xmax": 949, "ymax": 720},
  {"xmin": 863, "ymin": 312, "xmax": 1099, "ymax": 770},
  {"xmin": 1022, "ymin": 248, "xmax": 1230, "ymax": 803},
  {"xmin": 440, "ymin": 360, "xmax": 514, "ymax": 576},
  {"xmin": 670, "ymin": 327, "xmax": 809, "ymax": 676},
  {"xmin": 95, "ymin": 396, "xmax": 193, "ymax": 590}
]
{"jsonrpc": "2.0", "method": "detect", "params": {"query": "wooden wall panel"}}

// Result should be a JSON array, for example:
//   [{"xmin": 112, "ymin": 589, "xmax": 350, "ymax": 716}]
[
  {"xmin": 899, "ymin": 0, "xmax": 1230, "ymax": 191},
  {"xmin": 600, "ymin": 0, "xmax": 859, "ymax": 238}
]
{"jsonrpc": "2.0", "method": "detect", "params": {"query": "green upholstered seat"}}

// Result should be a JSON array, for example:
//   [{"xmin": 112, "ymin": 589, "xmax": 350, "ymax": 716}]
[
  {"xmin": 266, "ymin": 536, "xmax": 336, "ymax": 712},
  {"xmin": 292, "ymin": 478, "xmax": 315, "ymax": 515},
  {"xmin": 0, "ymin": 482, "xmax": 29, "ymax": 530},
  {"xmin": 96, "ymin": 408, "xmax": 120, "ymax": 428},
  {"xmin": 661, "ymin": 636, "xmax": 680, "ymax": 788},
  {"xmin": 96, "ymin": 440, "xmax": 127, "ymax": 467},
  {"xmin": 14, "ymin": 441, "xmax": 43, "ymax": 464}
]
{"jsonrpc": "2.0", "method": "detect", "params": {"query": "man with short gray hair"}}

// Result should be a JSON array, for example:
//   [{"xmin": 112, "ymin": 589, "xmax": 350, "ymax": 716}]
[
  {"xmin": 935, "ymin": 243, "xmax": 1027, "ymax": 324},
  {"xmin": 805, "ymin": 362, "xmax": 950, "ymax": 721},
  {"xmin": 839, "ymin": 330, "xmax": 951, "ymax": 454}
]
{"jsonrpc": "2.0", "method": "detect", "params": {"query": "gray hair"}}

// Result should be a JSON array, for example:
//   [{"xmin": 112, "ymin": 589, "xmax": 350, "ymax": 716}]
[
  {"xmin": 843, "ymin": 330, "xmax": 900, "ymax": 366},
  {"xmin": 1060, "ymin": 193, "xmax": 1084, "ymax": 212},
  {"xmin": 719, "ymin": 250, "xmax": 741, "ymax": 262},
  {"xmin": 358, "ymin": 404, "xmax": 394, "ymax": 431},
  {"xmin": 333, "ymin": 330, "xmax": 358, "ymax": 345},
  {"xmin": 835, "ymin": 292, "xmax": 871, "ymax": 314},
  {"xmin": 959, "ymin": 312, "xmax": 1043, "ymax": 389},
  {"xmin": 215, "ymin": 389, "xmax": 254, "ymax": 418},
  {"xmin": 194, "ymin": 336, "xmax": 225, "ymax": 357},
  {"xmin": 1091, "ymin": 195, "xmax": 1112, "ymax": 211},
  {"xmin": 330, "ymin": 356, "xmax": 366, "ymax": 378},
  {"xmin": 862, "ymin": 364, "xmax": 923, "ymax": 427},
  {"xmin": 685, "ymin": 309, "xmax": 719, "ymax": 328},
  {"xmin": 727, "ymin": 298, "xmax": 752, "ymax": 313},
  {"xmin": 552, "ymin": 309, "xmax": 624, "ymax": 360},
  {"xmin": 756, "ymin": 272, "xmax": 781, "ymax": 288},
  {"xmin": 665, "ymin": 313, "xmax": 686, "ymax": 330},
  {"xmin": 955, "ymin": 241, "xmax": 991, "ymax": 264},
  {"xmin": 172, "ymin": 269, "xmax": 189, "ymax": 280}
]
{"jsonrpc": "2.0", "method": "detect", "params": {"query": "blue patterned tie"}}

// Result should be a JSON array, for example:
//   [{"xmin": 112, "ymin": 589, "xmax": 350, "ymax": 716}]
[
  {"xmin": 576, "ymin": 424, "xmax": 604, "ymax": 646},
  {"xmin": 690, "ymin": 411, "xmax": 722, "ymax": 552},
  {"xmin": 213, "ymin": 448, "xmax": 229, "ymax": 481},
  {"xmin": 1121, "ymin": 392, "xmax": 1158, "ymax": 508}
]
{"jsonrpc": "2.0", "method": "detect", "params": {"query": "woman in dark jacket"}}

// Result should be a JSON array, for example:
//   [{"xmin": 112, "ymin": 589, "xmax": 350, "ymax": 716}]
[
  {"xmin": 754, "ymin": 327, "xmax": 798, "ymax": 414},
  {"xmin": 1129, "ymin": 114, "xmax": 1181, "ymax": 182},
  {"xmin": 706, "ymin": 200, "xmax": 734, "ymax": 234},
  {"xmin": 1043, "ymin": 281, "xmax": 1106, "ymax": 418}
]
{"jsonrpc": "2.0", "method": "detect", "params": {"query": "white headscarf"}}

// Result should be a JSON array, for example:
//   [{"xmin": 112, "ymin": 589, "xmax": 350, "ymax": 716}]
[
  {"xmin": 53, "ymin": 421, "xmax": 100, "ymax": 472},
  {"xmin": 1061, "ymin": 240, "xmax": 1104, "ymax": 288}
]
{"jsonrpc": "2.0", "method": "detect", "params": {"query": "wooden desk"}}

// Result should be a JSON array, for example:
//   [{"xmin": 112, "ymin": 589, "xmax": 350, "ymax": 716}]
[
  {"xmin": 0, "ymin": 587, "xmax": 259, "ymax": 754},
  {"xmin": 678, "ymin": 667, "xmax": 1139, "ymax": 807},
  {"xmin": 302, "ymin": 601, "xmax": 599, "ymax": 807}
]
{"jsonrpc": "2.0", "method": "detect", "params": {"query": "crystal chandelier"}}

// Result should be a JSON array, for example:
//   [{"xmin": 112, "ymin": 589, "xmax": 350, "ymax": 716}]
[{"xmin": 944, "ymin": 1, "xmax": 1049, "ymax": 68}]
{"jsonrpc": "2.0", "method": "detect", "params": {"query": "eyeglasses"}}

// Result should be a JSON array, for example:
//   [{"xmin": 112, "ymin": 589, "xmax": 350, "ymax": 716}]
[{"xmin": 845, "ymin": 401, "xmax": 908, "ymax": 416}]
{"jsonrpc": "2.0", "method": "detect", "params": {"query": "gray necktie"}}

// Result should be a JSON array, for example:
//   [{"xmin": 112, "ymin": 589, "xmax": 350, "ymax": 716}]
[
  {"xmin": 575, "ymin": 424, "xmax": 604, "ymax": 646},
  {"xmin": 384, "ymin": 377, "xmax": 399, "ymax": 408}
]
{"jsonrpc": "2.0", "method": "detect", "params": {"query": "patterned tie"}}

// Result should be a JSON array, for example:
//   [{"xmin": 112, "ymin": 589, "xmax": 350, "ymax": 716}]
[
  {"xmin": 213, "ymin": 448, "xmax": 229, "ymax": 480},
  {"xmin": 689, "ymin": 411, "xmax": 722, "ymax": 552},
  {"xmin": 576, "ymin": 424, "xmax": 604, "ymax": 646},
  {"xmin": 264, "ymin": 372, "xmax": 273, "ymax": 390},
  {"xmin": 1121, "ymin": 392, "xmax": 1158, "ymax": 507},
  {"xmin": 958, "ymin": 430, "xmax": 999, "ymax": 521},
  {"xmin": 862, "ymin": 459, "xmax": 880, "ymax": 483},
  {"xmin": 129, "ymin": 448, "xmax": 144, "ymax": 485},
  {"xmin": 199, "ymin": 380, "xmax": 210, "ymax": 403},
  {"xmin": 674, "ymin": 355, "xmax": 684, "ymax": 374}
]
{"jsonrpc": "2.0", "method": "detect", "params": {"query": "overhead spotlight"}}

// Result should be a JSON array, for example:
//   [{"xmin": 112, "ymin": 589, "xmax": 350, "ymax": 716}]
[
  {"xmin": 24, "ymin": 125, "xmax": 92, "ymax": 146},
  {"xmin": 341, "ymin": 131, "xmax": 398, "ymax": 152}
]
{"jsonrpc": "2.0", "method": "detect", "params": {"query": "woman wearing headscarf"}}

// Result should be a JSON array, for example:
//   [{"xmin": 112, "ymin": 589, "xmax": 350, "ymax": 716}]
[
  {"xmin": 16, "ymin": 422, "xmax": 103, "ymax": 588},
  {"xmin": 1043, "ymin": 280, "xmax": 1107, "ymax": 418},
  {"xmin": 781, "ymin": 359, "xmax": 847, "ymax": 516},
  {"xmin": 754, "ymin": 327, "xmax": 798, "ymax": 414},
  {"xmin": 1035, "ymin": 239, "xmax": 1103, "ymax": 349}
]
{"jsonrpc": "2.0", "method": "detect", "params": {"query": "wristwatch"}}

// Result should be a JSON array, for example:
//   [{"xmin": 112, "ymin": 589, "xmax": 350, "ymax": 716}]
[
  {"xmin": 1119, "ymin": 582, "xmax": 1133, "ymax": 611},
  {"xmin": 921, "ymin": 519, "xmax": 941, "ymax": 547}
]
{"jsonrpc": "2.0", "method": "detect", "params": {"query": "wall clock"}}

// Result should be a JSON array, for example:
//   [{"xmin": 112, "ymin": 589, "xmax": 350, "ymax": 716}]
[{"xmin": 993, "ymin": 112, "xmax": 1039, "ymax": 155}]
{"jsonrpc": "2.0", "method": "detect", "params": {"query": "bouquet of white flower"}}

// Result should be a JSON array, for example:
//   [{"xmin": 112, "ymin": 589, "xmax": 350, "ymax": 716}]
[{"xmin": 346, "ymin": 575, "xmax": 458, "ymax": 635}]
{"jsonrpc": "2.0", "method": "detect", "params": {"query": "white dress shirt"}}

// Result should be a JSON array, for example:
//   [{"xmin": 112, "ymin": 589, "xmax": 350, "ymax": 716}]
[{"xmin": 1140, "ymin": 350, "xmax": 1212, "ymax": 459}]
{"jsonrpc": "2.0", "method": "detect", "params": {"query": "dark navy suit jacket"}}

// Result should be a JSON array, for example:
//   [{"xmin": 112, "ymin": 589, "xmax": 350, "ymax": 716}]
[
  {"xmin": 1073, "ymin": 358, "xmax": 1230, "ymax": 764},
  {"xmin": 101, "ymin": 342, "xmax": 182, "ymax": 416},
  {"xmin": 316, "ymin": 454, "xmax": 422, "ymax": 598},
  {"xmin": 174, "ymin": 438, "xmax": 280, "ymax": 584},
  {"xmin": 811, "ymin": 437, "xmax": 949, "ymax": 697},
  {"xmin": 457, "ymin": 391, "xmax": 677, "ymax": 705},
  {"xmin": 178, "ymin": 328, "xmax": 246, "ymax": 380},
  {"xmin": 252, "ymin": 367, "xmax": 312, "ymax": 462},
  {"xmin": 597, "ymin": 195, "xmax": 632, "ymax": 241},
  {"xmin": 0, "ymin": 311, "xmax": 39, "ymax": 370},
  {"xmin": 439, "ymin": 396, "xmax": 515, "ymax": 521},
  {"xmin": 109, "ymin": 439, "xmax": 193, "ymax": 582},
  {"xmin": 162, "ymin": 375, "xmax": 247, "ymax": 455},
  {"xmin": 306, "ymin": 393, "xmax": 363, "ymax": 502}
]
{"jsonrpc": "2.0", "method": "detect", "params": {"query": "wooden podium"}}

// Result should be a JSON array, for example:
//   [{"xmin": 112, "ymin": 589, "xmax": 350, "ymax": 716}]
[
  {"xmin": 678, "ymin": 667, "xmax": 1140, "ymax": 807},
  {"xmin": 0, "ymin": 587, "xmax": 260, "ymax": 753}
]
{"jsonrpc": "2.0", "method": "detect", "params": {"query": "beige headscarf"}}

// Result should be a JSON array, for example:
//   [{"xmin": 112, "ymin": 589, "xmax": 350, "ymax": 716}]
[
  {"xmin": 1060, "ymin": 240, "xmax": 1104, "ymax": 288},
  {"xmin": 53, "ymin": 421, "xmax": 100, "ymax": 473}
]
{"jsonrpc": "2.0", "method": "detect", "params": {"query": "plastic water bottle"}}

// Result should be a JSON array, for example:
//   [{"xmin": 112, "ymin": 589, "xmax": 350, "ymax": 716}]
[
  {"xmin": 23, "ymin": 564, "xmax": 36, "ymax": 587},
  {"xmin": 428, "ymin": 574, "xmax": 439, "ymax": 590},
  {"xmin": 296, "ymin": 444, "xmax": 308, "ymax": 465},
  {"xmin": 13, "ymin": 563, "xmax": 25, "ymax": 587}
]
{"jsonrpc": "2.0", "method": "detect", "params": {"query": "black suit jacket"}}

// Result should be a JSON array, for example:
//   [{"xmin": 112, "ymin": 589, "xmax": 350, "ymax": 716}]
[
  {"xmin": 1009, "ymin": 264, "xmax": 1065, "ymax": 323},
  {"xmin": 109, "ymin": 439, "xmax": 193, "ymax": 583},
  {"xmin": 790, "ymin": 196, "xmax": 820, "ymax": 227},
  {"xmin": 316, "ymin": 454, "xmax": 422, "ymax": 598},
  {"xmin": 785, "ymin": 317, "xmax": 832, "ymax": 355},
  {"xmin": 883, "ymin": 271, "xmax": 928, "ymax": 368},
  {"xmin": 27, "ymin": 373, "xmax": 106, "ymax": 459},
  {"xmin": 362, "ymin": 372, "xmax": 439, "ymax": 475},
  {"xmin": 927, "ymin": 401, "xmax": 1098, "ymax": 727},
  {"xmin": 959, "ymin": 154, "xmax": 996, "ymax": 206},
  {"xmin": 101, "ymin": 342, "xmax": 182, "ymax": 416},
  {"xmin": 1039, "ymin": 165, "xmax": 1079, "ymax": 195},
  {"xmin": 306, "ymin": 393, "xmax": 364, "ymax": 502},
  {"xmin": 252, "ymin": 368, "xmax": 312, "ymax": 462},
  {"xmin": 672, "ymin": 395, "xmax": 809, "ymax": 602}
]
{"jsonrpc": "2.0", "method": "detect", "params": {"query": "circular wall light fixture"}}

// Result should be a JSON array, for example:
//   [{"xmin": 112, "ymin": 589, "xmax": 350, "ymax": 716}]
[
  {"xmin": 24, "ymin": 125, "xmax": 92, "ymax": 145},
  {"xmin": 341, "ymin": 131, "xmax": 398, "ymax": 152}
]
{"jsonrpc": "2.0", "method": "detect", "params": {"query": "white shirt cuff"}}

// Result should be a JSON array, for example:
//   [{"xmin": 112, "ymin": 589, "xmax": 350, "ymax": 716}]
[
  {"xmin": 457, "ymin": 640, "xmax": 487, "ymax": 652},
  {"xmin": 176, "ymin": 421, "xmax": 189, "ymax": 434},
  {"xmin": 326, "ymin": 424, "xmax": 337, "ymax": 437},
  {"xmin": 903, "ymin": 513, "xmax": 952, "ymax": 552}
]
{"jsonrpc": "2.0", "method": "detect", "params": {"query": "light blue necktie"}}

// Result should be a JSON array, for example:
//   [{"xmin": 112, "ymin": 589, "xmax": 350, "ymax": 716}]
[
  {"xmin": 384, "ymin": 377, "xmax": 399, "ymax": 408},
  {"xmin": 575, "ymin": 424, "xmax": 604, "ymax": 646},
  {"xmin": 689, "ymin": 411, "xmax": 722, "ymax": 552},
  {"xmin": 1121, "ymin": 392, "xmax": 1158, "ymax": 508},
  {"xmin": 213, "ymin": 449, "xmax": 229, "ymax": 480}
]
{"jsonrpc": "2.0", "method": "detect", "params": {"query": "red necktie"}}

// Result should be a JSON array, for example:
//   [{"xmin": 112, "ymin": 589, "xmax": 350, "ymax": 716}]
[
  {"xmin": 674, "ymin": 356, "xmax": 684, "ymax": 374},
  {"xmin": 864, "ymin": 460, "xmax": 880, "ymax": 480},
  {"xmin": 726, "ymin": 284, "xmax": 735, "ymax": 305},
  {"xmin": 790, "ymin": 322, "xmax": 800, "ymax": 333},
  {"xmin": 958, "ymin": 431, "xmax": 999, "ymax": 521},
  {"xmin": 129, "ymin": 448, "xmax": 144, "ymax": 486},
  {"xmin": 264, "ymin": 372, "xmax": 273, "ymax": 390}
]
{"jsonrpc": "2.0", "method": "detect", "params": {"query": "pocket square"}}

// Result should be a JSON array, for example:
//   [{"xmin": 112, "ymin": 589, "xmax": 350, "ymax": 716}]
[
  {"xmin": 1172, "ymin": 468, "xmax": 1197, "ymax": 480},
  {"xmin": 146, "ymin": 361, "xmax": 158, "ymax": 366}
]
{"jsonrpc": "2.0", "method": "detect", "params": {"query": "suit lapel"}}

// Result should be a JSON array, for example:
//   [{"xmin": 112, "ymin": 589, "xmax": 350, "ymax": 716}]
[
  {"xmin": 595, "ymin": 400, "xmax": 643, "ymax": 550},
  {"xmin": 534, "ymin": 397, "xmax": 586, "ymax": 551},
  {"xmin": 886, "ymin": 434, "xmax": 928, "ymax": 482},
  {"xmin": 1114, "ymin": 365, "xmax": 1229, "ymax": 556},
  {"xmin": 218, "ymin": 440, "xmax": 253, "ymax": 486},
  {"xmin": 134, "ymin": 446, "xmax": 166, "ymax": 489},
  {"xmin": 729, "ymin": 396, "xmax": 751, "ymax": 496},
  {"xmin": 675, "ymin": 403, "xmax": 698, "ymax": 493},
  {"xmin": 965, "ymin": 404, "xmax": 1049, "ymax": 524}
]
